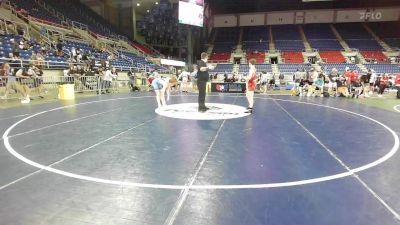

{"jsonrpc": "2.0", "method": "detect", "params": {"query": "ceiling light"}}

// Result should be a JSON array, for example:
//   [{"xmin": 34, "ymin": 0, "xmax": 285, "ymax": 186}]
[
  {"xmin": 155, "ymin": 2, "xmax": 159, "ymax": 5},
  {"xmin": 147, "ymin": 10, "xmax": 150, "ymax": 12},
  {"xmin": 137, "ymin": 3, "xmax": 140, "ymax": 6}
]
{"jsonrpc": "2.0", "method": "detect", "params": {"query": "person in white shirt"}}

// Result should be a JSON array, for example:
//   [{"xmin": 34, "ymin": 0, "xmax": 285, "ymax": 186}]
[
  {"xmin": 101, "ymin": 67, "xmax": 118, "ymax": 94},
  {"xmin": 259, "ymin": 72, "xmax": 269, "ymax": 93},
  {"xmin": 190, "ymin": 65, "xmax": 198, "ymax": 92},
  {"xmin": 178, "ymin": 69, "xmax": 191, "ymax": 92}
]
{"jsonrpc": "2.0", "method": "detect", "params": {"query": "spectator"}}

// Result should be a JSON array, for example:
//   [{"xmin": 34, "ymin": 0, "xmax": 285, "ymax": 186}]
[
  {"xmin": 378, "ymin": 73, "xmax": 389, "ymax": 97},
  {"xmin": 56, "ymin": 39, "xmax": 63, "ymax": 56},
  {"xmin": 0, "ymin": 63, "xmax": 30, "ymax": 103}
]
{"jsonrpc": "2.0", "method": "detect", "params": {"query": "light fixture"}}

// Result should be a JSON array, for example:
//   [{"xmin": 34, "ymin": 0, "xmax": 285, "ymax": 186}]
[
  {"xmin": 147, "ymin": 10, "xmax": 150, "ymax": 12},
  {"xmin": 137, "ymin": 3, "xmax": 140, "ymax": 6},
  {"xmin": 155, "ymin": 2, "xmax": 159, "ymax": 5}
]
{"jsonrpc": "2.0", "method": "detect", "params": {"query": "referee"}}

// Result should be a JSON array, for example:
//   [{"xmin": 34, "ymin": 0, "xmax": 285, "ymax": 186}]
[{"xmin": 197, "ymin": 52, "xmax": 213, "ymax": 112}]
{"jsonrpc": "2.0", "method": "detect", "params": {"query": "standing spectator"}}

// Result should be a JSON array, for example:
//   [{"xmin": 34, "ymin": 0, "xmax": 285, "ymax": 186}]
[
  {"xmin": 56, "ymin": 39, "xmax": 63, "ymax": 56},
  {"xmin": 101, "ymin": 67, "xmax": 117, "ymax": 94}
]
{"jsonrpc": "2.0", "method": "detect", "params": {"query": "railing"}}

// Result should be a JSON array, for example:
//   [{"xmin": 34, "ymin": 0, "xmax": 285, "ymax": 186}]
[
  {"xmin": 71, "ymin": 20, "xmax": 88, "ymax": 31},
  {"xmin": 0, "ymin": 75, "xmax": 142, "ymax": 100},
  {"xmin": 0, "ymin": 57, "xmax": 147, "ymax": 72}
]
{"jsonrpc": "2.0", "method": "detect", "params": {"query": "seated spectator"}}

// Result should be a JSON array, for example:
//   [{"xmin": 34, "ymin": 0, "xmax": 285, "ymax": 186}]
[{"xmin": 378, "ymin": 73, "xmax": 389, "ymax": 97}]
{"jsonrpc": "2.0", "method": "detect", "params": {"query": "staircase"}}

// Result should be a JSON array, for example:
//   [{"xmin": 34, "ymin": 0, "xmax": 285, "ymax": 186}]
[
  {"xmin": 272, "ymin": 64, "xmax": 279, "ymax": 74},
  {"xmin": 206, "ymin": 45, "xmax": 214, "ymax": 54},
  {"xmin": 330, "ymin": 24, "xmax": 351, "ymax": 51},
  {"xmin": 268, "ymin": 26, "xmax": 276, "ymax": 51},
  {"xmin": 233, "ymin": 64, "xmax": 240, "ymax": 73},
  {"xmin": 356, "ymin": 52, "xmax": 367, "ymax": 64},
  {"xmin": 238, "ymin": 27, "xmax": 244, "ymax": 45},
  {"xmin": 298, "ymin": 25, "xmax": 312, "ymax": 51},
  {"xmin": 362, "ymin": 23, "xmax": 392, "ymax": 51}
]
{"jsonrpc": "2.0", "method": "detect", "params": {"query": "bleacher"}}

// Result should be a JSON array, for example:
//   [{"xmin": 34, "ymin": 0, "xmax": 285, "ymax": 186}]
[
  {"xmin": 368, "ymin": 22, "xmax": 400, "ymax": 49},
  {"xmin": 213, "ymin": 64, "xmax": 233, "ymax": 73},
  {"xmin": 242, "ymin": 26, "xmax": 269, "ymax": 52},
  {"xmin": 321, "ymin": 63, "xmax": 359, "ymax": 73},
  {"xmin": 246, "ymin": 52, "xmax": 265, "ymax": 64},
  {"xmin": 308, "ymin": 40, "xmax": 343, "ymax": 50},
  {"xmin": 211, "ymin": 28, "xmax": 240, "ymax": 61},
  {"xmin": 278, "ymin": 63, "xmax": 311, "ymax": 73},
  {"xmin": 43, "ymin": 0, "xmax": 116, "ymax": 36},
  {"xmin": 282, "ymin": 51, "xmax": 304, "ymax": 63},
  {"xmin": 319, "ymin": 51, "xmax": 346, "ymax": 63},
  {"xmin": 361, "ymin": 51, "xmax": 389, "ymax": 63},
  {"xmin": 335, "ymin": 23, "xmax": 383, "ymax": 50},
  {"xmin": 364, "ymin": 64, "xmax": 400, "ymax": 74},
  {"xmin": 11, "ymin": 0, "xmax": 62, "ymax": 25}
]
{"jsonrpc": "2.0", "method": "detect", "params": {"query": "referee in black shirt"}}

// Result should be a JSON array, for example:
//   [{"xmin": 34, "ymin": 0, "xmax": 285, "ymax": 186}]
[{"xmin": 197, "ymin": 52, "xmax": 213, "ymax": 112}]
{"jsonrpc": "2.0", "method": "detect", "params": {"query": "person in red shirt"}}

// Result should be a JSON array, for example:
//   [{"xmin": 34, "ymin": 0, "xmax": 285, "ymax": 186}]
[
  {"xmin": 378, "ymin": 73, "xmax": 389, "ymax": 97},
  {"xmin": 246, "ymin": 59, "xmax": 257, "ymax": 113},
  {"xmin": 395, "ymin": 73, "xmax": 400, "ymax": 98}
]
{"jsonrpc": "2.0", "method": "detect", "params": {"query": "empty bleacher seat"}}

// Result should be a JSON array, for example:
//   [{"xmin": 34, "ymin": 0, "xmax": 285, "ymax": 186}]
[
  {"xmin": 282, "ymin": 51, "xmax": 304, "ymax": 63},
  {"xmin": 278, "ymin": 64, "xmax": 311, "ymax": 73},
  {"xmin": 319, "ymin": 51, "xmax": 346, "ymax": 63},
  {"xmin": 364, "ymin": 64, "xmax": 400, "ymax": 74}
]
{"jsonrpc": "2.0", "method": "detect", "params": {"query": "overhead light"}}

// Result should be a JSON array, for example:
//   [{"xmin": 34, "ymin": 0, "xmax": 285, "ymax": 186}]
[
  {"xmin": 137, "ymin": 3, "xmax": 140, "ymax": 6},
  {"xmin": 155, "ymin": 2, "xmax": 159, "ymax": 5},
  {"xmin": 147, "ymin": 10, "xmax": 150, "ymax": 12}
]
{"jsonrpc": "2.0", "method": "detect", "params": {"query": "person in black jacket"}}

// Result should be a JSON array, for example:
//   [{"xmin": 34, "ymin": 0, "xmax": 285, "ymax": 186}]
[{"xmin": 196, "ymin": 52, "xmax": 214, "ymax": 112}]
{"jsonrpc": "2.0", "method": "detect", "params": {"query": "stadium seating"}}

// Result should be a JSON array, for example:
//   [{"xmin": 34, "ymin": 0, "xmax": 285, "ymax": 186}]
[
  {"xmin": 239, "ymin": 64, "xmax": 274, "ymax": 73},
  {"xmin": 43, "ymin": 0, "xmax": 117, "ymax": 36},
  {"xmin": 246, "ymin": 52, "xmax": 265, "ymax": 64},
  {"xmin": 360, "ymin": 51, "xmax": 389, "ymax": 63},
  {"xmin": 278, "ymin": 63, "xmax": 311, "ymax": 73},
  {"xmin": 384, "ymin": 38, "xmax": 400, "ymax": 49},
  {"xmin": 345, "ymin": 40, "xmax": 383, "ymax": 50},
  {"xmin": 367, "ymin": 22, "xmax": 400, "ymax": 49},
  {"xmin": 334, "ymin": 23, "xmax": 383, "ymax": 50},
  {"xmin": 272, "ymin": 25, "xmax": 301, "ymax": 40},
  {"xmin": 214, "ymin": 27, "xmax": 240, "ymax": 43},
  {"xmin": 282, "ymin": 51, "xmax": 304, "ymax": 63},
  {"xmin": 308, "ymin": 40, "xmax": 343, "ymax": 50},
  {"xmin": 364, "ymin": 64, "xmax": 400, "ymax": 74},
  {"xmin": 209, "ymin": 53, "xmax": 231, "ymax": 62},
  {"xmin": 319, "ymin": 51, "xmax": 346, "ymax": 63},
  {"xmin": 334, "ymin": 23, "xmax": 373, "ymax": 39},
  {"xmin": 302, "ymin": 24, "xmax": 336, "ymax": 39},
  {"xmin": 213, "ymin": 64, "xmax": 233, "ymax": 73},
  {"xmin": 321, "ymin": 63, "xmax": 359, "ymax": 73},
  {"xmin": 242, "ymin": 42, "xmax": 268, "ymax": 52},
  {"xmin": 255, "ymin": 64, "xmax": 272, "ymax": 73},
  {"xmin": 10, "ymin": 0, "xmax": 62, "ymax": 25}
]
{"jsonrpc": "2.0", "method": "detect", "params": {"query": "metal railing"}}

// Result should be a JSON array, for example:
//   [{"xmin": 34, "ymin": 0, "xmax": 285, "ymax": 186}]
[{"xmin": 0, "ymin": 75, "xmax": 149, "ymax": 100}]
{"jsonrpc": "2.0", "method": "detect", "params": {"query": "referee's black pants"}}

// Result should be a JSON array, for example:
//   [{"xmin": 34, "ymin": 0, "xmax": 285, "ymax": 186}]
[{"xmin": 197, "ymin": 80, "xmax": 207, "ymax": 109}]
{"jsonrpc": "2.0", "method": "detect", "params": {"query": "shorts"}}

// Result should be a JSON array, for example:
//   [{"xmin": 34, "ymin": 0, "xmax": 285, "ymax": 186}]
[{"xmin": 152, "ymin": 82, "xmax": 163, "ymax": 91}]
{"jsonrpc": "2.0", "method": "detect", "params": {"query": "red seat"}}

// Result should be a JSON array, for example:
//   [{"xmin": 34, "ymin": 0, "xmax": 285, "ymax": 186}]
[
  {"xmin": 282, "ymin": 51, "xmax": 303, "ymax": 63},
  {"xmin": 209, "ymin": 53, "xmax": 231, "ymax": 62},
  {"xmin": 319, "ymin": 51, "xmax": 346, "ymax": 63},
  {"xmin": 360, "ymin": 51, "xmax": 389, "ymax": 63},
  {"xmin": 247, "ymin": 51, "xmax": 265, "ymax": 63}
]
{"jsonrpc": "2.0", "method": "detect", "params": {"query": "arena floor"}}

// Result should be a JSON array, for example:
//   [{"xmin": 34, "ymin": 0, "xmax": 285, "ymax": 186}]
[{"xmin": 1, "ymin": 93, "xmax": 400, "ymax": 225}]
